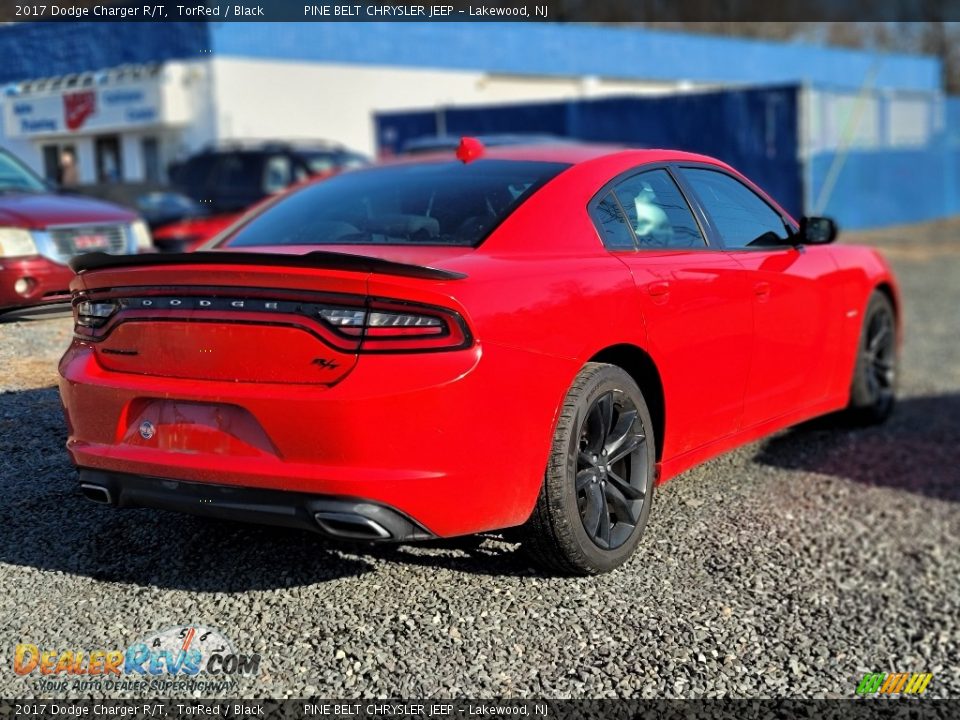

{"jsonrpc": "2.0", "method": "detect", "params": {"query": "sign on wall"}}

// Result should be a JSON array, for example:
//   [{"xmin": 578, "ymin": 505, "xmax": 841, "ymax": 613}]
[{"xmin": 4, "ymin": 82, "xmax": 164, "ymax": 137}]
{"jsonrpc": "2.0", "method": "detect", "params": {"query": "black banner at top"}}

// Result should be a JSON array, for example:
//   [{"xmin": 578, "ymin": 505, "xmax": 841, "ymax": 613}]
[
  {"xmin": 1, "ymin": 700, "xmax": 959, "ymax": 720},
  {"xmin": 2, "ymin": 0, "xmax": 960, "ymax": 22}
]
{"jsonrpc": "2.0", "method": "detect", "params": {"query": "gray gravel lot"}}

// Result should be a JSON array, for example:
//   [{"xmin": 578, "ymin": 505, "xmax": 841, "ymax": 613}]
[{"xmin": 1, "ymin": 222, "xmax": 958, "ymax": 699}]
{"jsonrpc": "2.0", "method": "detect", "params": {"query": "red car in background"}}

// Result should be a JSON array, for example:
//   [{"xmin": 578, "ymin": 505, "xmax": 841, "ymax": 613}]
[
  {"xmin": 151, "ymin": 213, "xmax": 239, "ymax": 253},
  {"xmin": 0, "ymin": 148, "xmax": 151, "ymax": 312},
  {"xmin": 59, "ymin": 143, "xmax": 900, "ymax": 574}
]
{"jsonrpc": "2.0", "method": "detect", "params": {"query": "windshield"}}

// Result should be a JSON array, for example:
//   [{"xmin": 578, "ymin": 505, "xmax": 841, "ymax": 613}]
[
  {"xmin": 0, "ymin": 151, "xmax": 47, "ymax": 193},
  {"xmin": 223, "ymin": 159, "xmax": 569, "ymax": 248}
]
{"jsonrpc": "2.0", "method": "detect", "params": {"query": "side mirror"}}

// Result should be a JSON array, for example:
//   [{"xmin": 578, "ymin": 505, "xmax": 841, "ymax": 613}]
[{"xmin": 799, "ymin": 216, "xmax": 838, "ymax": 245}]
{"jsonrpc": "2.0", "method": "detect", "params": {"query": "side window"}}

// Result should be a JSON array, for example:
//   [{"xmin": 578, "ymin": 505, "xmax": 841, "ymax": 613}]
[
  {"xmin": 263, "ymin": 154, "xmax": 292, "ymax": 194},
  {"xmin": 590, "ymin": 169, "xmax": 705, "ymax": 251},
  {"xmin": 612, "ymin": 169, "xmax": 705, "ymax": 249},
  {"xmin": 590, "ymin": 193, "xmax": 635, "ymax": 250},
  {"xmin": 680, "ymin": 168, "xmax": 790, "ymax": 249}
]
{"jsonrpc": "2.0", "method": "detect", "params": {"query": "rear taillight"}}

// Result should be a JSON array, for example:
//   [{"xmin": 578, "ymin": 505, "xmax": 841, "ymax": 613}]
[
  {"xmin": 316, "ymin": 300, "xmax": 467, "ymax": 350},
  {"xmin": 356, "ymin": 299, "xmax": 469, "ymax": 352},
  {"xmin": 75, "ymin": 299, "xmax": 120, "ymax": 328}
]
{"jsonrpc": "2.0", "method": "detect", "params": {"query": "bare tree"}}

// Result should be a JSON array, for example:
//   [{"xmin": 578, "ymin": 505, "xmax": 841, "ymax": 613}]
[{"xmin": 556, "ymin": 15, "xmax": 960, "ymax": 95}]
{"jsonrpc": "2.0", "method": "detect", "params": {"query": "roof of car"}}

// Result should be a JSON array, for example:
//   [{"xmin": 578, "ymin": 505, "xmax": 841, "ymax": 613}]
[{"xmin": 380, "ymin": 143, "xmax": 728, "ymax": 170}]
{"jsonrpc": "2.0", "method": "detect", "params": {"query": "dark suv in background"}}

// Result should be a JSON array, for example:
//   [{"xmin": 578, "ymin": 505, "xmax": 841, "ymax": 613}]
[
  {"xmin": 167, "ymin": 141, "xmax": 369, "ymax": 215},
  {"xmin": 139, "ymin": 141, "xmax": 369, "ymax": 251}
]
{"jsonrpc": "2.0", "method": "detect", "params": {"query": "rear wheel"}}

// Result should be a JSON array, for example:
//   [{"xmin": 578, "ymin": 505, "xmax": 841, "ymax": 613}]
[
  {"xmin": 520, "ymin": 363, "xmax": 655, "ymax": 575},
  {"xmin": 846, "ymin": 291, "xmax": 898, "ymax": 424}
]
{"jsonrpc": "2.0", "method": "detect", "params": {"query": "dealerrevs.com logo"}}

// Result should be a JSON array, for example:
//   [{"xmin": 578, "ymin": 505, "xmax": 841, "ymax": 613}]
[
  {"xmin": 14, "ymin": 625, "xmax": 260, "ymax": 694},
  {"xmin": 856, "ymin": 672, "xmax": 934, "ymax": 696}
]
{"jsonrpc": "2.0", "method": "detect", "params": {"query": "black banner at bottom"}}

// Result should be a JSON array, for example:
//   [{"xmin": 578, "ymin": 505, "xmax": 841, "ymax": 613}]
[{"xmin": 0, "ymin": 700, "xmax": 956, "ymax": 720}]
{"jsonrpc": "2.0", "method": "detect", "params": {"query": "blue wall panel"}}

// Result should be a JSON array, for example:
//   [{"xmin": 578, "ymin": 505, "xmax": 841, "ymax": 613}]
[
  {"xmin": 948, "ymin": 98, "xmax": 960, "ymax": 220},
  {"xmin": 0, "ymin": 22, "xmax": 210, "ymax": 84},
  {"xmin": 0, "ymin": 22, "xmax": 940, "ymax": 93},
  {"xmin": 380, "ymin": 89, "xmax": 960, "ymax": 230},
  {"xmin": 809, "ymin": 97, "xmax": 960, "ymax": 229},
  {"xmin": 211, "ymin": 23, "xmax": 940, "ymax": 93},
  {"xmin": 809, "ymin": 149, "xmax": 952, "ymax": 229},
  {"xmin": 377, "ymin": 86, "xmax": 804, "ymax": 218}
]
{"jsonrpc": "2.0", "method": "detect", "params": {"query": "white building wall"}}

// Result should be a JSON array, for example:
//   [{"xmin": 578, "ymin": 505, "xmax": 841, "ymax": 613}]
[
  {"xmin": 0, "ymin": 59, "xmax": 215, "ymax": 183},
  {"xmin": 209, "ymin": 58, "xmax": 685, "ymax": 155},
  {"xmin": 2, "ymin": 55, "xmax": 705, "ymax": 177}
]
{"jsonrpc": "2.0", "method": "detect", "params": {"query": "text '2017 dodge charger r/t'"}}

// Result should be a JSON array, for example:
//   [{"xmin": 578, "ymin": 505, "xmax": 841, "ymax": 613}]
[
  {"xmin": 0, "ymin": 148, "xmax": 152, "ymax": 312},
  {"xmin": 58, "ymin": 141, "xmax": 900, "ymax": 574}
]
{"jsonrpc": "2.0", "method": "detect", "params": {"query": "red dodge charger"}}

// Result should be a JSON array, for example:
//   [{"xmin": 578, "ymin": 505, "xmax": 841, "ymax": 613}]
[{"xmin": 58, "ymin": 143, "xmax": 900, "ymax": 574}]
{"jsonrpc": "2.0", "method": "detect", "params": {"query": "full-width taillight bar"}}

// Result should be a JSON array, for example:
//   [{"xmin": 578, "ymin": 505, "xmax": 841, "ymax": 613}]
[{"xmin": 72, "ymin": 293, "xmax": 472, "ymax": 352}]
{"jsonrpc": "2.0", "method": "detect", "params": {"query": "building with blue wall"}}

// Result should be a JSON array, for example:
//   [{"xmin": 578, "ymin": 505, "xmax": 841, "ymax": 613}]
[
  {"xmin": 0, "ymin": 22, "xmax": 940, "ymax": 92},
  {"xmin": 0, "ymin": 21, "xmax": 952, "ymax": 228}
]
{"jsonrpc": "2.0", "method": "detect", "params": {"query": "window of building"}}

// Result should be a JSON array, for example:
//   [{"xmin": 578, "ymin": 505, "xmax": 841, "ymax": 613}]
[
  {"xmin": 142, "ymin": 137, "xmax": 161, "ymax": 183},
  {"xmin": 94, "ymin": 135, "xmax": 123, "ymax": 183}
]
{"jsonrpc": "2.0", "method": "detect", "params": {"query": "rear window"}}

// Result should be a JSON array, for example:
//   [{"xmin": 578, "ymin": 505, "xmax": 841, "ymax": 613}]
[{"xmin": 223, "ymin": 159, "xmax": 569, "ymax": 248}]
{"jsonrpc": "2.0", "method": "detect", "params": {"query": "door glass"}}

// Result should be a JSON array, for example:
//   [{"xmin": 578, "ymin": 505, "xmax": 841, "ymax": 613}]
[
  {"xmin": 171, "ymin": 154, "xmax": 216, "ymax": 198},
  {"xmin": 211, "ymin": 153, "xmax": 264, "ymax": 211},
  {"xmin": 612, "ymin": 169, "xmax": 705, "ymax": 249},
  {"xmin": 214, "ymin": 154, "xmax": 262, "ymax": 193},
  {"xmin": 590, "ymin": 192, "xmax": 635, "ymax": 250},
  {"xmin": 680, "ymin": 168, "xmax": 790, "ymax": 249},
  {"xmin": 263, "ymin": 155, "xmax": 292, "ymax": 194}
]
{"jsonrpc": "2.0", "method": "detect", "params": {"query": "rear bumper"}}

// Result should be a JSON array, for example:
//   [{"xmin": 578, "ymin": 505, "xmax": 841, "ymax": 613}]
[
  {"xmin": 0, "ymin": 255, "xmax": 73, "ymax": 310},
  {"xmin": 59, "ymin": 341, "xmax": 578, "ymax": 537},
  {"xmin": 78, "ymin": 468, "xmax": 434, "ymax": 542}
]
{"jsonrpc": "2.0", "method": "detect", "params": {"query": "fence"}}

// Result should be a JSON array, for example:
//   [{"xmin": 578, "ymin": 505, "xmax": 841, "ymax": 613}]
[
  {"xmin": 377, "ymin": 86, "xmax": 804, "ymax": 220},
  {"xmin": 376, "ymin": 85, "xmax": 960, "ymax": 230},
  {"xmin": 804, "ymin": 88, "xmax": 960, "ymax": 229}
]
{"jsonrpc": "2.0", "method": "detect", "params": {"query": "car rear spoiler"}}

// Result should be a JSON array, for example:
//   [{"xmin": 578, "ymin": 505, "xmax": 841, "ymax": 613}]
[{"xmin": 69, "ymin": 251, "xmax": 467, "ymax": 281}]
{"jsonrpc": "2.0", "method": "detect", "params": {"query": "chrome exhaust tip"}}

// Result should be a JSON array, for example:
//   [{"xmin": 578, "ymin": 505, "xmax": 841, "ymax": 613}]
[
  {"xmin": 314, "ymin": 511, "xmax": 392, "ymax": 540},
  {"xmin": 79, "ymin": 483, "xmax": 113, "ymax": 505}
]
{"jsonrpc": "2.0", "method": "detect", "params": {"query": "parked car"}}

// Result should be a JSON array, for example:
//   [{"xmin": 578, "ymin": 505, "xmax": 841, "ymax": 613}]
[
  {"xmin": 148, "ymin": 213, "xmax": 239, "ymax": 254},
  {"xmin": 0, "ymin": 147, "xmax": 152, "ymax": 313},
  {"xmin": 59, "ymin": 141, "xmax": 899, "ymax": 574},
  {"xmin": 144, "ymin": 141, "xmax": 369, "ymax": 252}
]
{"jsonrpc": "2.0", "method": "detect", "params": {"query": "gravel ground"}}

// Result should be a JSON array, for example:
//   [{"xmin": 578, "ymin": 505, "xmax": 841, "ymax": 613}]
[{"xmin": 1, "ymin": 220, "xmax": 958, "ymax": 700}]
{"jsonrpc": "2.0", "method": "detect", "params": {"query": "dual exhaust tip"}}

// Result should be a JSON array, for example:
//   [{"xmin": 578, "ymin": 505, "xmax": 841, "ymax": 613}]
[
  {"xmin": 313, "ymin": 511, "xmax": 392, "ymax": 540},
  {"xmin": 80, "ymin": 483, "xmax": 113, "ymax": 505},
  {"xmin": 79, "ymin": 482, "xmax": 395, "ymax": 541}
]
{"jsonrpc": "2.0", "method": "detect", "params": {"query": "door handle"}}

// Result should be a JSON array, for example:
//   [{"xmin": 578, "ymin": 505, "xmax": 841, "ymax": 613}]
[
  {"xmin": 753, "ymin": 281, "xmax": 771, "ymax": 298},
  {"xmin": 648, "ymin": 280, "xmax": 671, "ymax": 298}
]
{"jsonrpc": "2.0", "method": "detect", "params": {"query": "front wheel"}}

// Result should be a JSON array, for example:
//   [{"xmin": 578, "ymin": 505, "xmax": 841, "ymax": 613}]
[
  {"xmin": 845, "ymin": 290, "xmax": 898, "ymax": 424},
  {"xmin": 520, "ymin": 363, "xmax": 655, "ymax": 575}
]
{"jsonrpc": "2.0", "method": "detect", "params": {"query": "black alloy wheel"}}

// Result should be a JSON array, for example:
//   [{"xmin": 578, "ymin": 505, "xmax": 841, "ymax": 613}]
[
  {"xmin": 847, "ymin": 291, "xmax": 898, "ymax": 424},
  {"xmin": 575, "ymin": 390, "xmax": 648, "ymax": 550},
  {"xmin": 862, "ymin": 304, "xmax": 896, "ymax": 405},
  {"xmin": 520, "ymin": 363, "xmax": 656, "ymax": 575}
]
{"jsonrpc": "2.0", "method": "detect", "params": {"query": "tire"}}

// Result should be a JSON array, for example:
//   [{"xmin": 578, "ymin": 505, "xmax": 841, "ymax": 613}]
[
  {"xmin": 520, "ymin": 363, "xmax": 655, "ymax": 575},
  {"xmin": 845, "ymin": 290, "xmax": 898, "ymax": 425}
]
